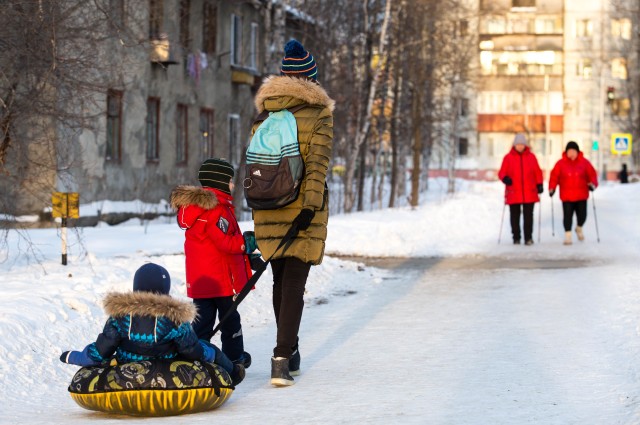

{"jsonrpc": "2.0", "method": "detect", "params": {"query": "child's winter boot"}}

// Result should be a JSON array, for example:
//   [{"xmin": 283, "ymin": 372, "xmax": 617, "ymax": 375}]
[
  {"xmin": 271, "ymin": 357, "xmax": 294, "ymax": 386},
  {"xmin": 289, "ymin": 347, "xmax": 301, "ymax": 376},
  {"xmin": 563, "ymin": 231, "xmax": 572, "ymax": 245},
  {"xmin": 575, "ymin": 226, "xmax": 584, "ymax": 241},
  {"xmin": 231, "ymin": 364, "xmax": 245, "ymax": 386},
  {"xmin": 232, "ymin": 351, "xmax": 252, "ymax": 369}
]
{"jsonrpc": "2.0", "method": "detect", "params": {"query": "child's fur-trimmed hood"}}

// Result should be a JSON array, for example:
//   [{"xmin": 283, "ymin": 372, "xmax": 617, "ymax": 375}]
[
  {"xmin": 103, "ymin": 291, "xmax": 197, "ymax": 324},
  {"xmin": 170, "ymin": 185, "xmax": 218, "ymax": 210},
  {"xmin": 254, "ymin": 75, "xmax": 335, "ymax": 113}
]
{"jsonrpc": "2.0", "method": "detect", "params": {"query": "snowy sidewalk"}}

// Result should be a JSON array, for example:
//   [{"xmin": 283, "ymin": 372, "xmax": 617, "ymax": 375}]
[{"xmin": 2, "ymin": 181, "xmax": 640, "ymax": 424}]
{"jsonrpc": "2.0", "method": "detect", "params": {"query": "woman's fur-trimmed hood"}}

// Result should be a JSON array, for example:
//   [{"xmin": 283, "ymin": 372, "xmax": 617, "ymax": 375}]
[
  {"xmin": 254, "ymin": 75, "xmax": 335, "ymax": 113},
  {"xmin": 170, "ymin": 185, "xmax": 218, "ymax": 210},
  {"xmin": 103, "ymin": 291, "xmax": 197, "ymax": 324}
]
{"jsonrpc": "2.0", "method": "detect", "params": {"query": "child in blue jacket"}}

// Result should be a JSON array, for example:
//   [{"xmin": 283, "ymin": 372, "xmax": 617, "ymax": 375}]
[{"xmin": 59, "ymin": 263, "xmax": 244, "ymax": 385}]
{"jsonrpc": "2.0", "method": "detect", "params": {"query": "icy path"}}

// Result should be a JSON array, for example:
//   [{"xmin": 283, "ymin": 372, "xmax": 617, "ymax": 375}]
[{"xmin": 16, "ymin": 255, "xmax": 639, "ymax": 425}]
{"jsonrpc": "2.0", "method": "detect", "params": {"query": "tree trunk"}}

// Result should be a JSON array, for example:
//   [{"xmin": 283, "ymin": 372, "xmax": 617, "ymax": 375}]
[
  {"xmin": 410, "ymin": 89, "xmax": 422, "ymax": 208},
  {"xmin": 343, "ymin": 0, "xmax": 393, "ymax": 213}
]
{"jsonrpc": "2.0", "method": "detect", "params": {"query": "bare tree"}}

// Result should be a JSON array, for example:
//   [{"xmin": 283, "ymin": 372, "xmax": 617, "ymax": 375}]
[{"xmin": 0, "ymin": 0, "xmax": 142, "ymax": 255}]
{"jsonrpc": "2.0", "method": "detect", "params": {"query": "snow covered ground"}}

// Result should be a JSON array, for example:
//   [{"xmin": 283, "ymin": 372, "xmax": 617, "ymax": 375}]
[{"xmin": 1, "ymin": 179, "xmax": 639, "ymax": 424}]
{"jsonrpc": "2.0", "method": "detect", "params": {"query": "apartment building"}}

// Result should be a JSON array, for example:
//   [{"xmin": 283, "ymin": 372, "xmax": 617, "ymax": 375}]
[
  {"xmin": 445, "ymin": 0, "xmax": 637, "ymax": 181},
  {"xmin": 3, "ymin": 0, "xmax": 307, "ymax": 216}
]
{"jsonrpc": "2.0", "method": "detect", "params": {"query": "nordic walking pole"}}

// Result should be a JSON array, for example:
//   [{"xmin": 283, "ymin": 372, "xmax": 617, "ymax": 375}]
[
  {"xmin": 591, "ymin": 192, "xmax": 600, "ymax": 243},
  {"xmin": 538, "ymin": 199, "xmax": 542, "ymax": 243},
  {"xmin": 498, "ymin": 203, "xmax": 506, "ymax": 244},
  {"xmin": 551, "ymin": 196, "xmax": 555, "ymax": 237}
]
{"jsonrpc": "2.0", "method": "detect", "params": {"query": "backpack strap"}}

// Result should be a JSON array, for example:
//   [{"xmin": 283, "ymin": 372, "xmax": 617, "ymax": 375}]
[{"xmin": 252, "ymin": 104, "xmax": 307, "ymax": 126}]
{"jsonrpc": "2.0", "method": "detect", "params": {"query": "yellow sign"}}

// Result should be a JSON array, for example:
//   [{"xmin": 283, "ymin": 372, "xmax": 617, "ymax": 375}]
[
  {"xmin": 611, "ymin": 133, "xmax": 632, "ymax": 155},
  {"xmin": 52, "ymin": 192, "xmax": 80, "ymax": 218}
]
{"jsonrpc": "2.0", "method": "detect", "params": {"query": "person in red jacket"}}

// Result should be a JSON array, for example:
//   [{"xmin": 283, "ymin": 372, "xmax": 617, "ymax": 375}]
[
  {"xmin": 549, "ymin": 141, "xmax": 598, "ymax": 245},
  {"xmin": 498, "ymin": 133, "xmax": 544, "ymax": 245},
  {"xmin": 170, "ymin": 158, "xmax": 256, "ymax": 368}
]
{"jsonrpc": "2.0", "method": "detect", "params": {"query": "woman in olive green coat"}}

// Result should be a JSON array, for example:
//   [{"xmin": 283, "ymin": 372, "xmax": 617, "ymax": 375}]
[{"xmin": 252, "ymin": 40, "xmax": 334, "ymax": 387}]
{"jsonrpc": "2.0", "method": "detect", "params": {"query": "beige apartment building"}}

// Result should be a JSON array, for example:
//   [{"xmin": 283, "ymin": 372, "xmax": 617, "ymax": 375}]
[{"xmin": 443, "ymin": 0, "xmax": 637, "ymax": 181}]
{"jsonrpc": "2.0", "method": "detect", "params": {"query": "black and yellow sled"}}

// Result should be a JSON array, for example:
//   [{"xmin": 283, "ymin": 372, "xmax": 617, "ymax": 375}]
[{"xmin": 67, "ymin": 359, "xmax": 234, "ymax": 417}]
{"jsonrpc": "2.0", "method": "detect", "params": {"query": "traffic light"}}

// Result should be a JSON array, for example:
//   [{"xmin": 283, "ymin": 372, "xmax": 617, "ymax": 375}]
[{"xmin": 607, "ymin": 86, "xmax": 615, "ymax": 103}]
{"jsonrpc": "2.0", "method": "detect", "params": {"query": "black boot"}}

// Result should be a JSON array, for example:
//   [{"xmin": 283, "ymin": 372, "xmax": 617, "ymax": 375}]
[
  {"xmin": 289, "ymin": 347, "xmax": 300, "ymax": 376},
  {"xmin": 232, "ymin": 351, "xmax": 252, "ymax": 369},
  {"xmin": 231, "ymin": 364, "xmax": 245, "ymax": 386},
  {"xmin": 271, "ymin": 357, "xmax": 294, "ymax": 386}
]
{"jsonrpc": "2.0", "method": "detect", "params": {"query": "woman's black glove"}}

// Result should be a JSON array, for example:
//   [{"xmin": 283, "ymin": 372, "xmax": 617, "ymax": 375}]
[
  {"xmin": 537, "ymin": 184, "xmax": 544, "ymax": 194},
  {"xmin": 502, "ymin": 176, "xmax": 512, "ymax": 186}
]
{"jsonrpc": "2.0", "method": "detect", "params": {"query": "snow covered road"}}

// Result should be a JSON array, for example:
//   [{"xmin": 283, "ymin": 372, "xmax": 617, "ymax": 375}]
[{"xmin": 2, "ymin": 181, "xmax": 640, "ymax": 424}]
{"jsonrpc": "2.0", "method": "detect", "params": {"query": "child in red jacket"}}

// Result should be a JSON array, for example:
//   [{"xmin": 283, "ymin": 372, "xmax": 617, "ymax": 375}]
[{"xmin": 170, "ymin": 158, "xmax": 256, "ymax": 368}]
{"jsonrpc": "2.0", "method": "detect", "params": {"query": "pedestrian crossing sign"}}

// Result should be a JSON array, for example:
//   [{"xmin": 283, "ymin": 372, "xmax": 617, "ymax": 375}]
[{"xmin": 611, "ymin": 133, "xmax": 632, "ymax": 155}]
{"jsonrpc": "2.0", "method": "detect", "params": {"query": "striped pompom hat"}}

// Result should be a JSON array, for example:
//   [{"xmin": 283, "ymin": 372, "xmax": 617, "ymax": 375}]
[
  {"xmin": 198, "ymin": 158, "xmax": 235, "ymax": 195},
  {"xmin": 280, "ymin": 39, "xmax": 318, "ymax": 81}
]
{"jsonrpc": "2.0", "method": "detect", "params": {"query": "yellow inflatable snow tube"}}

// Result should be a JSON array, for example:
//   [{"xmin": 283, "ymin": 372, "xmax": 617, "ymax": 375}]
[{"xmin": 67, "ymin": 359, "xmax": 234, "ymax": 417}]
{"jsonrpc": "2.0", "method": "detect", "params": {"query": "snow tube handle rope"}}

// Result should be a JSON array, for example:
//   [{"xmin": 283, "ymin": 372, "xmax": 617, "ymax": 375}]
[{"xmin": 211, "ymin": 223, "xmax": 300, "ymax": 337}]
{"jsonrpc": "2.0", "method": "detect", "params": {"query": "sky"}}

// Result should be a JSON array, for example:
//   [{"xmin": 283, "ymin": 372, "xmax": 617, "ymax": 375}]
[{"xmin": 1, "ymin": 179, "xmax": 639, "ymax": 424}]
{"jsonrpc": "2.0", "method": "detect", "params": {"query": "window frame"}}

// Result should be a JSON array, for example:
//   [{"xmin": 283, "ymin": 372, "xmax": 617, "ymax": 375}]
[
  {"xmin": 249, "ymin": 22, "xmax": 259, "ymax": 70},
  {"xmin": 176, "ymin": 103, "xmax": 189, "ymax": 165},
  {"xmin": 106, "ymin": 89, "xmax": 123, "ymax": 162},
  {"xmin": 458, "ymin": 137, "xmax": 469, "ymax": 157},
  {"xmin": 179, "ymin": 0, "xmax": 191, "ymax": 51},
  {"xmin": 231, "ymin": 14, "xmax": 243, "ymax": 66},
  {"xmin": 228, "ymin": 114, "xmax": 240, "ymax": 165},
  {"xmin": 146, "ymin": 97, "xmax": 161, "ymax": 162},
  {"xmin": 199, "ymin": 108, "xmax": 215, "ymax": 160},
  {"xmin": 149, "ymin": 0, "xmax": 163, "ymax": 39},
  {"xmin": 202, "ymin": 1, "xmax": 217, "ymax": 54}
]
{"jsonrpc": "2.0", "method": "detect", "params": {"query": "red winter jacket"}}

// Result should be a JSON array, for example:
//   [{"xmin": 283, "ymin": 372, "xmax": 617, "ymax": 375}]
[
  {"xmin": 549, "ymin": 152, "xmax": 598, "ymax": 202},
  {"xmin": 170, "ymin": 186, "xmax": 252, "ymax": 299},
  {"xmin": 498, "ymin": 146, "xmax": 543, "ymax": 205}
]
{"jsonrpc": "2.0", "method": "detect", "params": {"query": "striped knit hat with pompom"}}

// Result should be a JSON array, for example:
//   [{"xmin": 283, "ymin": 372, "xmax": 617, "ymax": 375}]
[
  {"xmin": 198, "ymin": 158, "xmax": 235, "ymax": 195},
  {"xmin": 280, "ymin": 39, "xmax": 318, "ymax": 81}
]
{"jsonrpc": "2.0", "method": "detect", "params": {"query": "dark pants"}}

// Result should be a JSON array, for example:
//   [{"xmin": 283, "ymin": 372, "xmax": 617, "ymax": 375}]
[
  {"xmin": 562, "ymin": 200, "xmax": 587, "ymax": 231},
  {"xmin": 509, "ymin": 203, "xmax": 535, "ymax": 242},
  {"xmin": 192, "ymin": 296, "xmax": 244, "ymax": 362},
  {"xmin": 271, "ymin": 257, "xmax": 311, "ymax": 359}
]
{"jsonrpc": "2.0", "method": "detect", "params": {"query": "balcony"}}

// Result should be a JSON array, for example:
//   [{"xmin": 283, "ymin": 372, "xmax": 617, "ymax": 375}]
[{"xmin": 150, "ymin": 36, "xmax": 178, "ymax": 66}]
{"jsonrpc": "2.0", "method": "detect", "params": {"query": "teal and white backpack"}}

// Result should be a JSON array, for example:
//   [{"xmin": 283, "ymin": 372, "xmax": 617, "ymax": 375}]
[{"xmin": 243, "ymin": 105, "xmax": 305, "ymax": 210}]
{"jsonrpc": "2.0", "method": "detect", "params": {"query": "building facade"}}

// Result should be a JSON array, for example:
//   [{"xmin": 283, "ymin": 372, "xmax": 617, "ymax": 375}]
[
  {"xmin": 3, "ymin": 0, "xmax": 304, "ymax": 216},
  {"xmin": 435, "ymin": 0, "xmax": 638, "ymax": 181}
]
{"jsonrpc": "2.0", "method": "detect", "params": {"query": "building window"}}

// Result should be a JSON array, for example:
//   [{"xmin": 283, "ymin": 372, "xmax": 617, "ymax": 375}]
[
  {"xmin": 508, "ymin": 17, "xmax": 532, "ymax": 34},
  {"xmin": 146, "ymin": 97, "xmax": 160, "ymax": 161},
  {"xmin": 200, "ymin": 108, "xmax": 214, "ymax": 159},
  {"xmin": 106, "ymin": 90, "xmax": 123, "ymax": 161},
  {"xmin": 149, "ymin": 0, "xmax": 163, "ymax": 39},
  {"xmin": 458, "ymin": 138, "xmax": 469, "ymax": 156},
  {"xmin": 483, "ymin": 16, "xmax": 506, "ymax": 34},
  {"xmin": 488, "ymin": 138, "xmax": 494, "ymax": 157},
  {"xmin": 249, "ymin": 22, "xmax": 259, "ymax": 70},
  {"xmin": 611, "ymin": 58, "xmax": 628, "ymax": 79},
  {"xmin": 458, "ymin": 98, "xmax": 469, "ymax": 117},
  {"xmin": 612, "ymin": 19, "xmax": 632, "ymax": 40},
  {"xmin": 202, "ymin": 1, "xmax": 217, "ymax": 54},
  {"xmin": 576, "ymin": 59, "xmax": 592, "ymax": 78},
  {"xmin": 455, "ymin": 20, "xmax": 469, "ymax": 38},
  {"xmin": 228, "ymin": 114, "xmax": 240, "ymax": 164},
  {"xmin": 535, "ymin": 17, "xmax": 559, "ymax": 34},
  {"xmin": 575, "ymin": 19, "xmax": 592, "ymax": 37},
  {"xmin": 231, "ymin": 14, "xmax": 243, "ymax": 66},
  {"xmin": 176, "ymin": 104, "xmax": 188, "ymax": 165},
  {"xmin": 179, "ymin": 0, "xmax": 191, "ymax": 51},
  {"xmin": 512, "ymin": 0, "xmax": 535, "ymax": 7}
]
